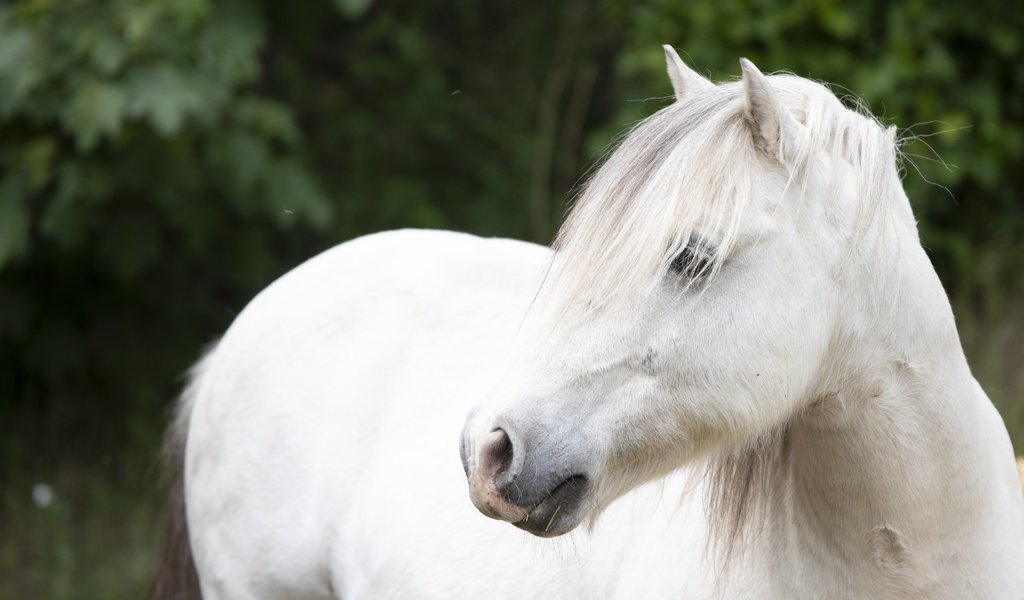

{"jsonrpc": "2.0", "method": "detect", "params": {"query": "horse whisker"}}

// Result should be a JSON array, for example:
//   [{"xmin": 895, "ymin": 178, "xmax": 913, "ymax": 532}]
[{"xmin": 545, "ymin": 504, "xmax": 563, "ymax": 532}]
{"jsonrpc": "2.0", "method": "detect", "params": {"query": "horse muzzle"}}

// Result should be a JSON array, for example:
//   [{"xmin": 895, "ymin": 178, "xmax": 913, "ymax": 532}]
[{"xmin": 461, "ymin": 425, "xmax": 592, "ymax": 537}]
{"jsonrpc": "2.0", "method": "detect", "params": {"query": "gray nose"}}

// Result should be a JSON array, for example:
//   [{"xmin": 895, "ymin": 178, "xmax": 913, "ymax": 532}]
[
  {"xmin": 478, "ymin": 429, "xmax": 514, "ymax": 485},
  {"xmin": 461, "ymin": 422, "xmax": 525, "ymax": 495},
  {"xmin": 461, "ymin": 425, "xmax": 517, "ymax": 480}
]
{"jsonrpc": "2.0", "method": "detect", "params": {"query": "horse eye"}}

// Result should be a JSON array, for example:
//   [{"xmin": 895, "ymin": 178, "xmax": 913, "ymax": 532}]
[{"xmin": 669, "ymin": 243, "xmax": 713, "ymax": 280}]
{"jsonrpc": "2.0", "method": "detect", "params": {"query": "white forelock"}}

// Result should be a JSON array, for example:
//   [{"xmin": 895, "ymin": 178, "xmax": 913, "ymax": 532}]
[{"xmin": 548, "ymin": 73, "xmax": 901, "ymax": 321}]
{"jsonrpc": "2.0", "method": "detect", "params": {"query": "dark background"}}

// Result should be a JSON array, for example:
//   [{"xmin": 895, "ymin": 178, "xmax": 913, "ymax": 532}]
[{"xmin": 1, "ymin": 0, "xmax": 1021, "ymax": 596}]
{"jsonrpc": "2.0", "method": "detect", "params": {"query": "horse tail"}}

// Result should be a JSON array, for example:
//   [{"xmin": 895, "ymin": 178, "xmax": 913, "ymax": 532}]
[{"xmin": 151, "ymin": 349, "xmax": 215, "ymax": 600}]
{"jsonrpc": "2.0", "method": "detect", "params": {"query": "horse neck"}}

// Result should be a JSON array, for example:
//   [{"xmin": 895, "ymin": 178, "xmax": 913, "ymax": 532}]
[{"xmin": 761, "ymin": 218, "xmax": 1024, "ymax": 595}]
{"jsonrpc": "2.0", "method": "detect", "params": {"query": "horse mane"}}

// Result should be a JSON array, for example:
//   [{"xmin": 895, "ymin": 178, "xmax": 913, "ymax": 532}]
[
  {"xmin": 702, "ymin": 424, "xmax": 791, "ymax": 571},
  {"xmin": 548, "ymin": 72, "xmax": 904, "ymax": 561},
  {"xmin": 549, "ymin": 74, "xmax": 902, "ymax": 321},
  {"xmin": 550, "ymin": 87, "xmax": 754, "ymax": 317}
]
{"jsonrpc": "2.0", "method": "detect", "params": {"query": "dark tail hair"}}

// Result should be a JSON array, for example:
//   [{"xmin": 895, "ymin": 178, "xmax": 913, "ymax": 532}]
[{"xmin": 151, "ymin": 354, "xmax": 213, "ymax": 600}]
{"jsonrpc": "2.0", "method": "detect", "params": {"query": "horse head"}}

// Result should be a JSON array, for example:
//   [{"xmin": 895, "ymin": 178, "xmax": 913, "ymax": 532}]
[{"xmin": 461, "ymin": 48, "xmax": 907, "ymax": 538}]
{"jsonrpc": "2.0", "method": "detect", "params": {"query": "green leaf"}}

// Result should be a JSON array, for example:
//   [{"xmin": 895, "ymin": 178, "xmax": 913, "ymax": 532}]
[
  {"xmin": 118, "ymin": 3, "xmax": 162, "ymax": 44},
  {"xmin": 167, "ymin": 0, "xmax": 213, "ymax": 24},
  {"xmin": 333, "ymin": 0, "xmax": 374, "ymax": 19},
  {"xmin": 198, "ymin": 4, "xmax": 264, "ymax": 84},
  {"xmin": 125, "ymin": 64, "xmax": 203, "ymax": 136},
  {"xmin": 0, "ymin": 25, "xmax": 39, "ymax": 115},
  {"xmin": 61, "ymin": 79, "xmax": 126, "ymax": 151},
  {"xmin": 89, "ymin": 35, "xmax": 127, "ymax": 76}
]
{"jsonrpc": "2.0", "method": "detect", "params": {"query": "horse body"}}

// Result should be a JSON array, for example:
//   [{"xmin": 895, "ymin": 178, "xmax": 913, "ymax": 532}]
[
  {"xmin": 182, "ymin": 230, "xmax": 714, "ymax": 598},
  {"xmin": 165, "ymin": 50, "xmax": 1024, "ymax": 599}
]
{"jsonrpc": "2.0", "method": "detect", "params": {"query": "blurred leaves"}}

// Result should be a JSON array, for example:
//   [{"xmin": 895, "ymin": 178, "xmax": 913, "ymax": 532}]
[
  {"xmin": 61, "ymin": 79, "xmax": 126, "ymax": 149},
  {"xmin": 0, "ymin": 0, "xmax": 335, "ymax": 501},
  {"xmin": 123, "ymin": 64, "xmax": 203, "ymax": 136},
  {"xmin": 0, "ymin": 0, "xmax": 331, "ymax": 258},
  {"xmin": 0, "ymin": 176, "xmax": 30, "ymax": 265},
  {"xmin": 334, "ymin": 0, "xmax": 374, "ymax": 19}
]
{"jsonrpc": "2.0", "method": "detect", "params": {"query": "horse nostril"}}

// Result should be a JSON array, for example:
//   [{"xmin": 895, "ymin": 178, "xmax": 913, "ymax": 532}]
[{"xmin": 479, "ymin": 428, "xmax": 514, "ymax": 483}]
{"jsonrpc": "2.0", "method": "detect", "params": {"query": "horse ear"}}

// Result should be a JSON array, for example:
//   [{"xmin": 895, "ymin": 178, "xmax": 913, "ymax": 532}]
[
  {"xmin": 663, "ymin": 45, "xmax": 713, "ymax": 101},
  {"xmin": 739, "ymin": 58, "xmax": 800, "ymax": 164}
]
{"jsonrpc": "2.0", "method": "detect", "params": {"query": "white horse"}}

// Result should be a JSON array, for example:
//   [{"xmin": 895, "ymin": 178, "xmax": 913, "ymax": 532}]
[{"xmin": 154, "ymin": 48, "xmax": 1024, "ymax": 599}]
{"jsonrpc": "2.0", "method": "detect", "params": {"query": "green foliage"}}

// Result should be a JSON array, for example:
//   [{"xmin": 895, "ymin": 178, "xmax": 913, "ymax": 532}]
[
  {"xmin": 0, "ymin": 0, "xmax": 333, "ymax": 433},
  {"xmin": 0, "ymin": 0, "xmax": 1021, "ymax": 596},
  {"xmin": 0, "ymin": 0, "xmax": 331, "ymax": 263},
  {"xmin": 334, "ymin": 0, "xmax": 375, "ymax": 19},
  {"xmin": 0, "ymin": 7, "xmax": 334, "ymax": 593}
]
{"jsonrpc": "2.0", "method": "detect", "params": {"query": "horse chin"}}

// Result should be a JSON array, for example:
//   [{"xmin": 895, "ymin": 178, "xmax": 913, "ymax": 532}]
[{"xmin": 511, "ymin": 474, "xmax": 590, "ymax": 538}]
